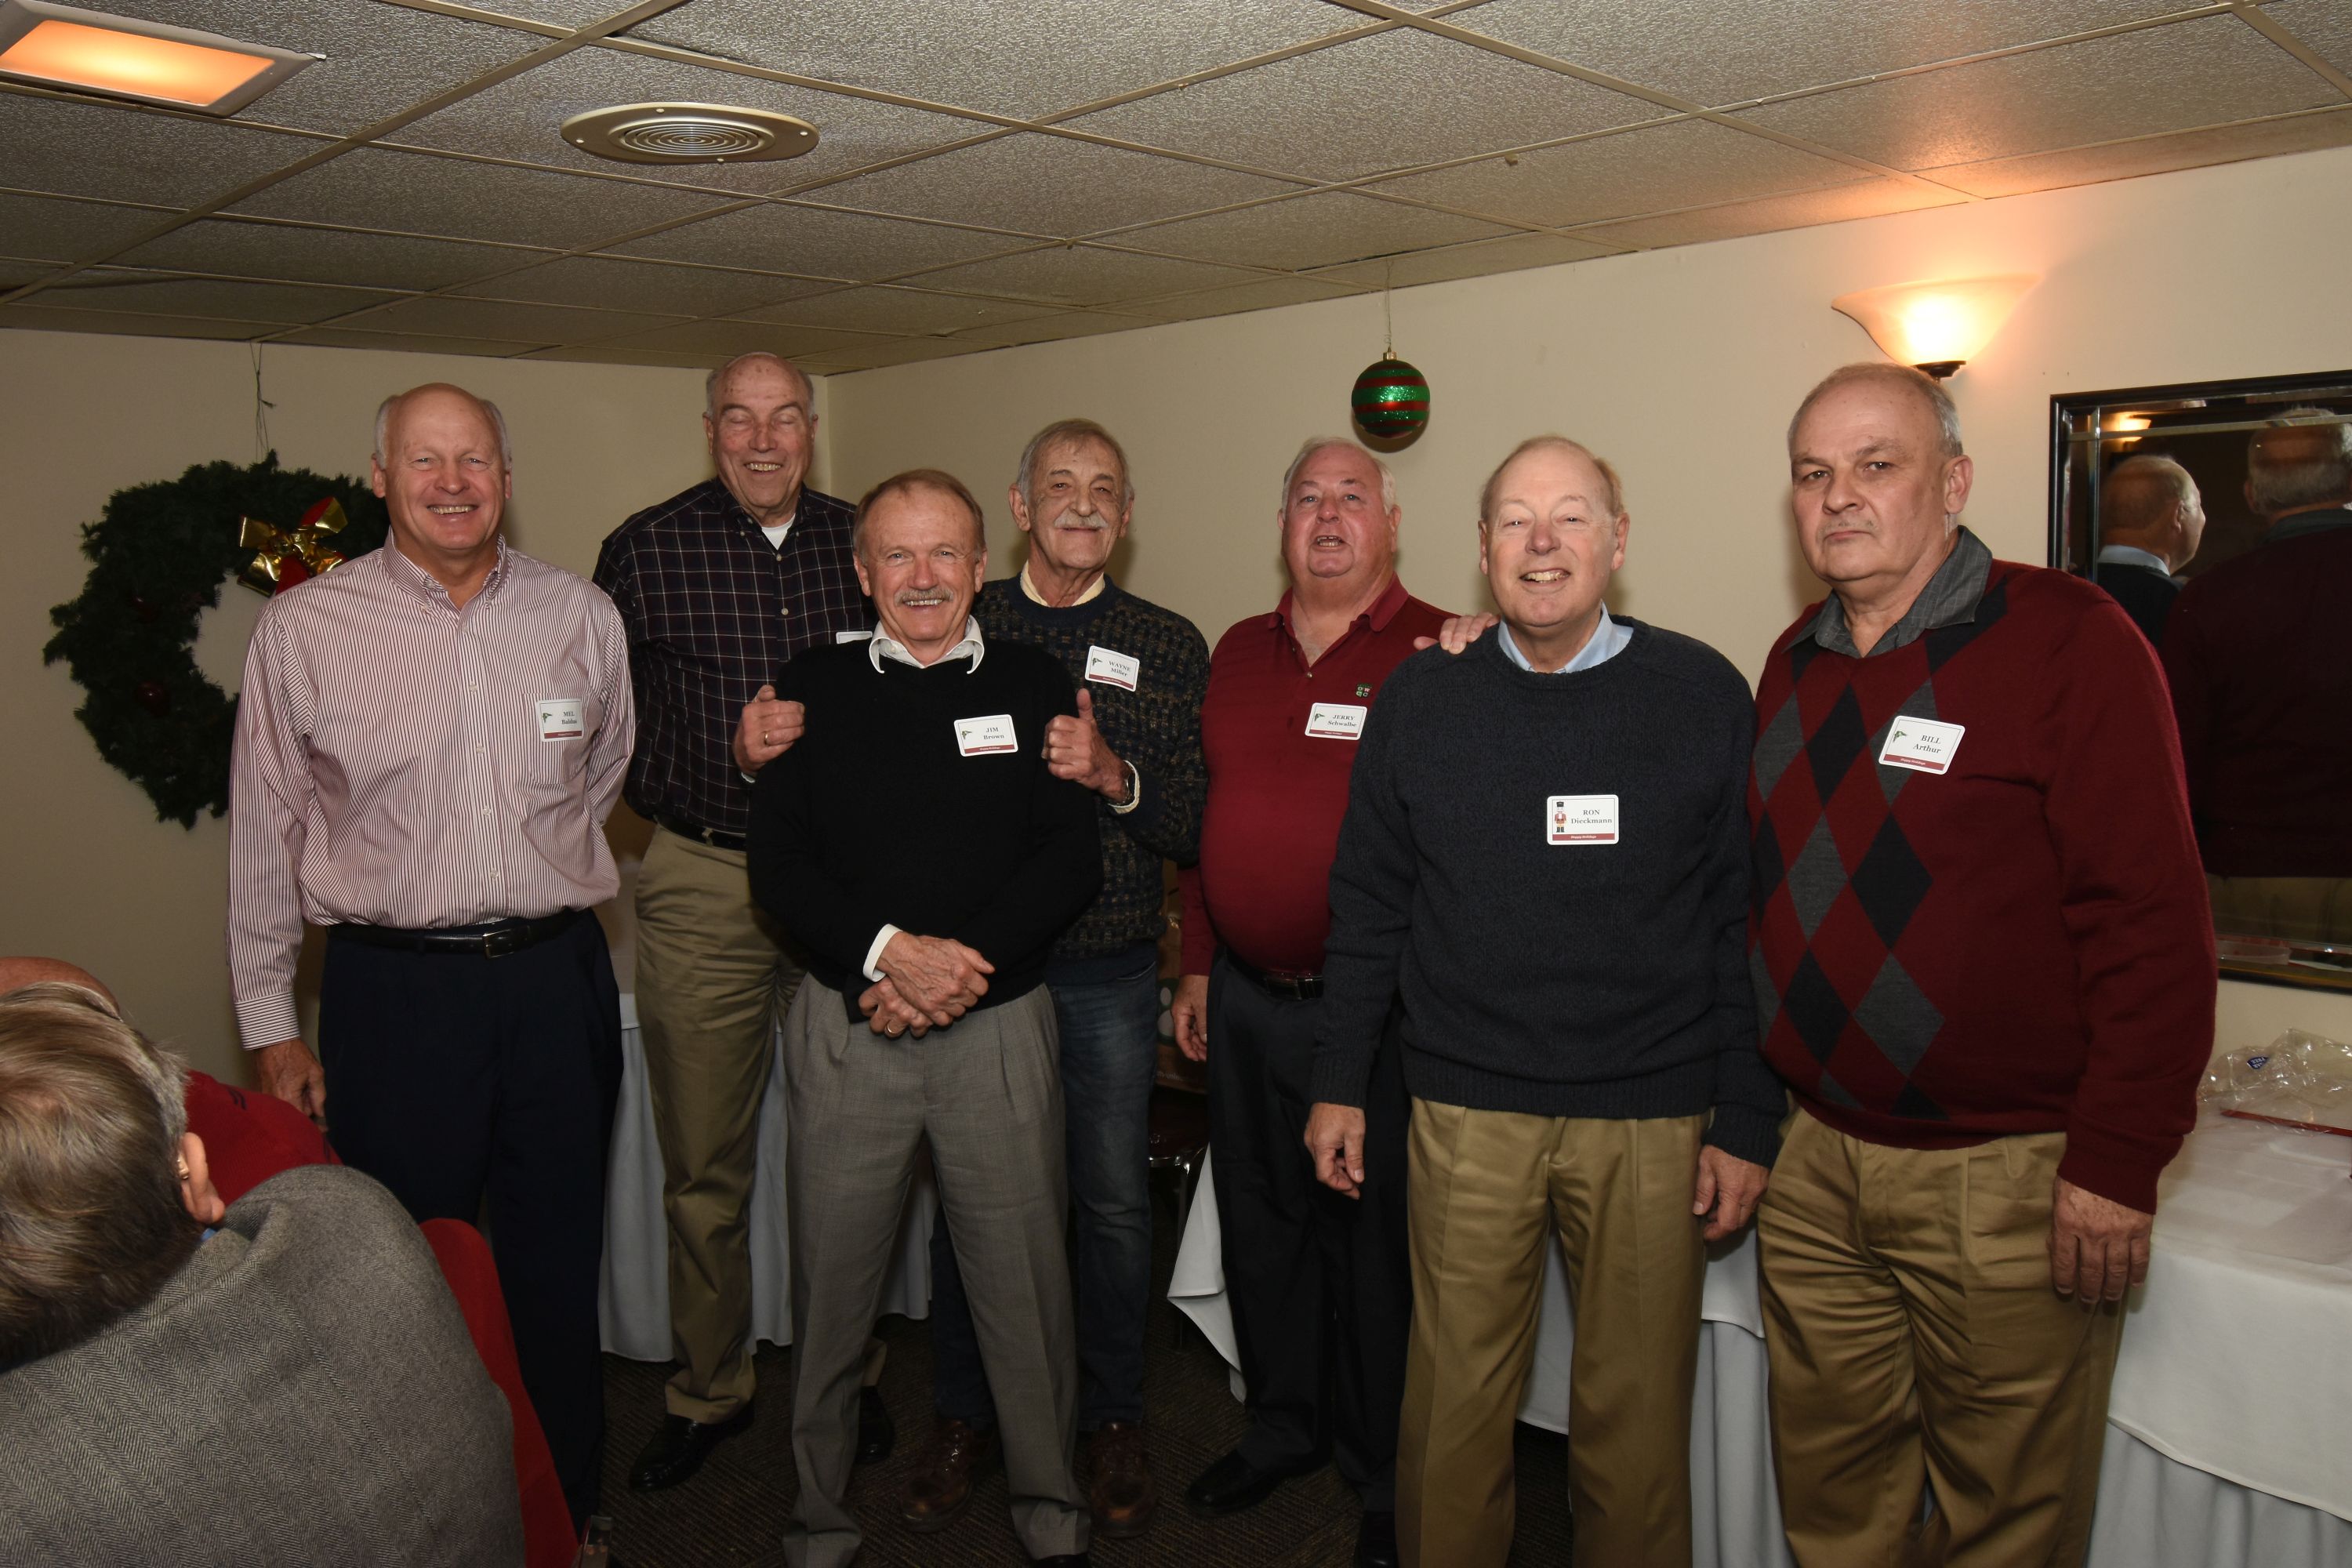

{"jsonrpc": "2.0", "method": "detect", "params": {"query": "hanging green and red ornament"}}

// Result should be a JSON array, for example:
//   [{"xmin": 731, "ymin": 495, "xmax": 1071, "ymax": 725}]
[{"xmin": 1348, "ymin": 281, "xmax": 1431, "ymax": 448}]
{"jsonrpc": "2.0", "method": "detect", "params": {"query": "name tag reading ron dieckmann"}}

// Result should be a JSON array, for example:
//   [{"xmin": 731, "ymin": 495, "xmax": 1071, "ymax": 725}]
[
  {"xmin": 535, "ymin": 698, "xmax": 583, "ymax": 741},
  {"xmin": 1305, "ymin": 702, "xmax": 1368, "ymax": 739},
  {"xmin": 954, "ymin": 713, "xmax": 1018, "ymax": 756},
  {"xmin": 1547, "ymin": 794, "xmax": 1620, "ymax": 844},
  {"xmin": 1878, "ymin": 717, "xmax": 1965, "ymax": 774},
  {"xmin": 1084, "ymin": 644, "xmax": 1140, "ymax": 691}
]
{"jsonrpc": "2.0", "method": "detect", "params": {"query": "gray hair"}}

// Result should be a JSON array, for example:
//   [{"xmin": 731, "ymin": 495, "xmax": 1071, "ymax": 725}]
[
  {"xmin": 1013, "ymin": 418, "xmax": 1134, "ymax": 512},
  {"xmin": 853, "ymin": 468, "xmax": 988, "ymax": 558},
  {"xmin": 373, "ymin": 386, "xmax": 512, "ymax": 470},
  {"xmin": 1281, "ymin": 436, "xmax": 1397, "ymax": 514},
  {"xmin": 2246, "ymin": 407, "xmax": 2352, "ymax": 516},
  {"xmin": 1478, "ymin": 435, "xmax": 1626, "ymax": 524},
  {"xmin": 2100, "ymin": 455, "xmax": 2198, "ymax": 541},
  {"xmin": 706, "ymin": 351, "xmax": 814, "ymax": 420},
  {"xmin": 1788, "ymin": 362, "xmax": 1964, "ymax": 461}
]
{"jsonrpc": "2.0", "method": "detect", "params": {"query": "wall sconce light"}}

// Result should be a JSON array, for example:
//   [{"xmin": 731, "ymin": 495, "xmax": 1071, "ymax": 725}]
[
  {"xmin": 0, "ymin": 0, "xmax": 314, "ymax": 116},
  {"xmin": 1830, "ymin": 274, "xmax": 2038, "ymax": 379}
]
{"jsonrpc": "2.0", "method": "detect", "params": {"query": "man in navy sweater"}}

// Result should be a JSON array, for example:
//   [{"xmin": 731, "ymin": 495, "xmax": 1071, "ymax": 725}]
[
  {"xmin": 1307, "ymin": 437, "xmax": 1781, "ymax": 1568},
  {"xmin": 748, "ymin": 470, "xmax": 1101, "ymax": 1568}
]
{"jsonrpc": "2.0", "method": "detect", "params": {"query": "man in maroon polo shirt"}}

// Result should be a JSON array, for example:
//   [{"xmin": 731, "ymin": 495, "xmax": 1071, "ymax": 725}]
[{"xmin": 1171, "ymin": 436, "xmax": 1446, "ymax": 1568}]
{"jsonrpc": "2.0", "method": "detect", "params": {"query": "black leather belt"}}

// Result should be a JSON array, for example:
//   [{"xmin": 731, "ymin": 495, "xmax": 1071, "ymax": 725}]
[
  {"xmin": 655, "ymin": 813, "xmax": 747, "ymax": 853},
  {"xmin": 1228, "ymin": 953, "xmax": 1324, "ymax": 1001},
  {"xmin": 328, "ymin": 909, "xmax": 583, "ymax": 959}
]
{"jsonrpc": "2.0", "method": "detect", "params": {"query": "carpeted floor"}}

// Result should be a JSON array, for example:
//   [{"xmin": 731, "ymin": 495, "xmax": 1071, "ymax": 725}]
[{"xmin": 595, "ymin": 1221, "xmax": 1577, "ymax": 1566}]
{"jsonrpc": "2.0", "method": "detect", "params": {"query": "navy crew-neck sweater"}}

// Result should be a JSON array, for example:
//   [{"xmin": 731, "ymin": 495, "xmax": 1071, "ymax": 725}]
[
  {"xmin": 746, "ymin": 638, "xmax": 1102, "ymax": 1021},
  {"xmin": 1308, "ymin": 620, "xmax": 1784, "ymax": 1167}
]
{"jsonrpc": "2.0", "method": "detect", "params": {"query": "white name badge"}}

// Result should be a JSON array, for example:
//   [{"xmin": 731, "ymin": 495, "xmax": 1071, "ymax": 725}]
[
  {"xmin": 1305, "ymin": 702, "xmax": 1368, "ymax": 739},
  {"xmin": 535, "ymin": 697, "xmax": 583, "ymax": 742},
  {"xmin": 1547, "ymin": 794, "xmax": 1620, "ymax": 845},
  {"xmin": 1084, "ymin": 644, "xmax": 1140, "ymax": 691},
  {"xmin": 954, "ymin": 713, "xmax": 1018, "ymax": 756},
  {"xmin": 1878, "ymin": 717, "xmax": 1965, "ymax": 774}
]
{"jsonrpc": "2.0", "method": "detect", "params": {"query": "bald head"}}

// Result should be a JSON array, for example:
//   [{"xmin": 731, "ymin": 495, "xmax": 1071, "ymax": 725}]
[
  {"xmin": 0, "ymin": 957, "xmax": 115, "ymax": 1009},
  {"xmin": 373, "ymin": 383, "xmax": 510, "ymax": 471},
  {"xmin": 2247, "ymin": 410, "xmax": 2352, "ymax": 522},
  {"xmin": 2100, "ymin": 456, "xmax": 2204, "ymax": 572}
]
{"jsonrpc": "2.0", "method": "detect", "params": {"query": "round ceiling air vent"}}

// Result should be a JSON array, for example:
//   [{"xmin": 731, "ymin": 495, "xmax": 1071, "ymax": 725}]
[{"xmin": 561, "ymin": 103, "xmax": 818, "ymax": 165}]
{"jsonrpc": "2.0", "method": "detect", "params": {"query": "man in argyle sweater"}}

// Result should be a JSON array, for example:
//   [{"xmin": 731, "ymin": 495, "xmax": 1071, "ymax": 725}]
[{"xmin": 1748, "ymin": 364, "xmax": 2213, "ymax": 1568}]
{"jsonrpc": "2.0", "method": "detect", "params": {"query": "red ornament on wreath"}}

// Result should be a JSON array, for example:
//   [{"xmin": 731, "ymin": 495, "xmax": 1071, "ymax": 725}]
[{"xmin": 132, "ymin": 680, "xmax": 171, "ymax": 717}]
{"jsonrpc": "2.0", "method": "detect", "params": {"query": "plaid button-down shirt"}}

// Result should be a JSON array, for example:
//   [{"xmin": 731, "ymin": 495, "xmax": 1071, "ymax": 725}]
[{"xmin": 595, "ymin": 477, "xmax": 871, "ymax": 837}]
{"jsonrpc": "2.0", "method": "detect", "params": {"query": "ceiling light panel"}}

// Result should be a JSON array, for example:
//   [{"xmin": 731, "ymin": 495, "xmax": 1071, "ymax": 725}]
[
  {"xmin": 0, "ymin": 0, "xmax": 311, "ymax": 114},
  {"xmin": 1066, "ymin": 28, "xmax": 1664, "ymax": 183},
  {"xmin": 115, "ymin": 220, "xmax": 531, "ymax": 292},
  {"xmin": 0, "ymin": 89, "xmax": 314, "ymax": 205},
  {"xmin": 626, "ymin": 0, "xmax": 1367, "ymax": 120},
  {"xmin": 453, "ymin": 255, "xmax": 842, "ymax": 317},
  {"xmin": 1734, "ymin": 15, "xmax": 2341, "ymax": 172},
  {"xmin": 0, "ymin": 190, "xmax": 173, "ymax": 261},
  {"xmin": 610, "ymin": 201, "xmax": 1032, "ymax": 281},
  {"xmin": 1115, "ymin": 191, "xmax": 1510, "ymax": 271},
  {"xmin": 903, "ymin": 245, "xmax": 1270, "ymax": 309}
]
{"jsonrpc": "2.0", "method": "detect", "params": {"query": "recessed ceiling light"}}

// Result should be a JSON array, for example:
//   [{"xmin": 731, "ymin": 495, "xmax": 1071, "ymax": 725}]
[
  {"xmin": 0, "ymin": 0, "xmax": 314, "ymax": 114},
  {"xmin": 562, "ymin": 102, "xmax": 819, "ymax": 165}
]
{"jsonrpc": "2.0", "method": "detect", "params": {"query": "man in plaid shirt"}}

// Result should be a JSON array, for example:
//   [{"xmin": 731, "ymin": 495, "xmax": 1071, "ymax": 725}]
[{"xmin": 594, "ymin": 351, "xmax": 881, "ymax": 1491}]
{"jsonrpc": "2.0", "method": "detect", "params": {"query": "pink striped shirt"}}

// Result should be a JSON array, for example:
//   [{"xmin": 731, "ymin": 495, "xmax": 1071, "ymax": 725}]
[{"xmin": 227, "ymin": 538, "xmax": 633, "ymax": 1048}]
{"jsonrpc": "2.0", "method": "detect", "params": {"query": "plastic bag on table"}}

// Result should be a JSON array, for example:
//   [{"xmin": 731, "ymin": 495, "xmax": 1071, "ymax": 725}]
[{"xmin": 2200, "ymin": 1029, "xmax": 2352, "ymax": 1136}]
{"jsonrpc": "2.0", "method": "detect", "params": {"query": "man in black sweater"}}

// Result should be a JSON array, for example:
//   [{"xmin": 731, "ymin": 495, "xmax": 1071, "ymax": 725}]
[
  {"xmin": 1305, "ymin": 437, "xmax": 1783, "ymax": 1568},
  {"xmin": 748, "ymin": 470, "xmax": 1101, "ymax": 1568}
]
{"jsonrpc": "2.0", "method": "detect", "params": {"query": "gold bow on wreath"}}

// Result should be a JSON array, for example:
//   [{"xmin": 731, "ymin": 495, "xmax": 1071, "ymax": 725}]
[{"xmin": 238, "ymin": 497, "xmax": 352, "ymax": 595}]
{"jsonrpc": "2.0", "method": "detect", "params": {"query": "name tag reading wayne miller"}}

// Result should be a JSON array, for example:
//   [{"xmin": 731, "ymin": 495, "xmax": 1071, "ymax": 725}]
[
  {"xmin": 1878, "ymin": 717, "xmax": 1965, "ymax": 774},
  {"xmin": 954, "ymin": 713, "xmax": 1018, "ymax": 756}
]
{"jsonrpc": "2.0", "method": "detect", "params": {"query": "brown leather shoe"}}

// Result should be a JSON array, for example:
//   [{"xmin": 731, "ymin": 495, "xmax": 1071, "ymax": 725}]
[
  {"xmin": 898, "ymin": 1418, "xmax": 998, "ymax": 1534},
  {"xmin": 1087, "ymin": 1420, "xmax": 1157, "ymax": 1538}
]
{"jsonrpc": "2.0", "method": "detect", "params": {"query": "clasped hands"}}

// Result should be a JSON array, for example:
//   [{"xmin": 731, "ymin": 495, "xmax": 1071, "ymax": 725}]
[{"xmin": 858, "ymin": 931, "xmax": 994, "ymax": 1037}]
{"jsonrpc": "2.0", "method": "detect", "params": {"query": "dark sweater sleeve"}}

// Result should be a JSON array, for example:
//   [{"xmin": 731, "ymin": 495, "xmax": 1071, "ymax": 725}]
[
  {"xmin": 746, "ymin": 659, "xmax": 894, "ymax": 975},
  {"xmin": 950, "ymin": 672, "xmax": 1103, "ymax": 967},
  {"xmin": 1308, "ymin": 672, "xmax": 1418, "ymax": 1109},
  {"xmin": 1702, "ymin": 679, "xmax": 1786, "ymax": 1166},
  {"xmin": 1111, "ymin": 622, "xmax": 1210, "ymax": 865}
]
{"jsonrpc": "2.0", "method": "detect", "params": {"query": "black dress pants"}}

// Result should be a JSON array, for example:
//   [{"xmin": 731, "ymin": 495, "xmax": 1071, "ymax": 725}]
[
  {"xmin": 1207, "ymin": 951, "xmax": 1411, "ymax": 1510},
  {"xmin": 319, "ymin": 914, "xmax": 622, "ymax": 1528}
]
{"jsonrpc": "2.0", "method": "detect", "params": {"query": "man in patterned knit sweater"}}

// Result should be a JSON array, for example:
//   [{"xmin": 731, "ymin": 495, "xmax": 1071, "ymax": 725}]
[
  {"xmin": 902, "ymin": 419, "xmax": 1208, "ymax": 1540},
  {"xmin": 1750, "ymin": 363, "xmax": 2213, "ymax": 1567}
]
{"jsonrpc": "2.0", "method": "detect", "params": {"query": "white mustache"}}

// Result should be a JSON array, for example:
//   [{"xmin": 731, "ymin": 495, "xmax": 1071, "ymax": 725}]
[{"xmin": 1055, "ymin": 514, "xmax": 1109, "ymax": 530}]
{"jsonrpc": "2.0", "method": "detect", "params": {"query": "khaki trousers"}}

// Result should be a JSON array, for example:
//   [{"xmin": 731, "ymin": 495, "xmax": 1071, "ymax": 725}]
[
  {"xmin": 1398, "ymin": 1101, "xmax": 1706, "ymax": 1568},
  {"xmin": 1759, "ymin": 1109, "xmax": 2125, "ymax": 1568}
]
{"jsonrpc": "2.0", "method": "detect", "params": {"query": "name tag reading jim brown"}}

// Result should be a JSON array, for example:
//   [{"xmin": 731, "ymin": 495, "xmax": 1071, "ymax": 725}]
[
  {"xmin": 954, "ymin": 713, "xmax": 1018, "ymax": 757},
  {"xmin": 1305, "ymin": 702, "xmax": 1368, "ymax": 739},
  {"xmin": 535, "ymin": 697, "xmax": 583, "ymax": 742},
  {"xmin": 1878, "ymin": 717, "xmax": 1965, "ymax": 774}
]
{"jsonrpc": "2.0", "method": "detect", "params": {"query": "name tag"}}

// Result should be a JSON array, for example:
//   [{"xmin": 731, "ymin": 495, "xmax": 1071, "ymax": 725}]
[
  {"xmin": 954, "ymin": 713, "xmax": 1018, "ymax": 756},
  {"xmin": 1084, "ymin": 644, "xmax": 1139, "ymax": 691},
  {"xmin": 1878, "ymin": 717, "xmax": 1965, "ymax": 774},
  {"xmin": 1305, "ymin": 702, "xmax": 1367, "ymax": 739},
  {"xmin": 1547, "ymin": 794, "xmax": 1620, "ymax": 844},
  {"xmin": 535, "ymin": 697, "xmax": 583, "ymax": 742}
]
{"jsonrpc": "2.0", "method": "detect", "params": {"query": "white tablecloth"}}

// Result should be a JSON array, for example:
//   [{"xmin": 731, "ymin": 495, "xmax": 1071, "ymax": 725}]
[
  {"xmin": 598, "ymin": 996, "xmax": 936, "ymax": 1359},
  {"xmin": 1168, "ymin": 1116, "xmax": 2352, "ymax": 1568}
]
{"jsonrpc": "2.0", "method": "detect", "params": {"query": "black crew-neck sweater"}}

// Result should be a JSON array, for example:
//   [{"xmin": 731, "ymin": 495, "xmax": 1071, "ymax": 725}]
[
  {"xmin": 746, "ymin": 638, "xmax": 1102, "ymax": 1020},
  {"xmin": 1309, "ymin": 621, "xmax": 1784, "ymax": 1167}
]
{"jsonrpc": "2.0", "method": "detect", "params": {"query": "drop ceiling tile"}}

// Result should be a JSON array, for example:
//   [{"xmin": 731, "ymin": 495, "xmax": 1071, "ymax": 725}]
[
  {"xmin": 589, "ymin": 318, "xmax": 894, "ymax": 358},
  {"xmin": 1922, "ymin": 104, "xmax": 2352, "ymax": 198},
  {"xmin": 0, "ymin": 93, "xmax": 317, "ymax": 207},
  {"xmin": 949, "ymin": 310, "xmax": 1160, "ymax": 347},
  {"xmin": 227, "ymin": 147, "xmax": 724, "ymax": 249},
  {"xmin": 626, "ymin": 0, "xmax": 1367, "ymax": 120},
  {"xmin": 1574, "ymin": 178, "xmax": 1965, "ymax": 249},
  {"xmin": 735, "ymin": 285, "xmax": 1051, "ymax": 334},
  {"xmin": 1123, "ymin": 274, "xmax": 1363, "ymax": 322},
  {"xmin": 457, "ymin": 0, "xmax": 621, "ymax": 21},
  {"xmin": 814, "ymin": 133, "xmax": 1301, "ymax": 239},
  {"xmin": 1733, "ymin": 15, "xmax": 2342, "ymax": 171},
  {"xmin": 456, "ymin": 255, "xmax": 840, "ymax": 314},
  {"xmin": 0, "ymin": 258, "xmax": 60, "ymax": 288},
  {"xmin": 349, "ymin": 295, "xmax": 690, "ymax": 343},
  {"xmin": 1116, "ymin": 192, "xmax": 1510, "ymax": 270},
  {"xmin": 87, "ymin": 1, "xmax": 545, "ymax": 136},
  {"xmin": 610, "ymin": 201, "xmax": 1029, "ymax": 281},
  {"xmin": 1458, "ymin": 0, "xmax": 2187, "ymax": 106},
  {"xmin": 0, "ymin": 303, "xmax": 262, "ymax": 339},
  {"xmin": 1310, "ymin": 230, "xmax": 1621, "ymax": 288},
  {"xmin": 517, "ymin": 345, "xmax": 735, "ymax": 369},
  {"xmin": 116, "ymin": 221, "xmax": 532, "ymax": 292},
  {"xmin": 26, "ymin": 268, "xmax": 399, "ymax": 322},
  {"xmin": 278, "ymin": 327, "xmax": 543, "ymax": 356},
  {"xmin": 1368, "ymin": 119, "xmax": 1866, "ymax": 229},
  {"xmin": 899, "ymin": 244, "xmax": 1269, "ymax": 308},
  {"xmin": 808, "ymin": 336, "xmax": 989, "ymax": 374},
  {"xmin": 394, "ymin": 45, "xmax": 986, "ymax": 196},
  {"xmin": 2261, "ymin": 0, "xmax": 2352, "ymax": 75},
  {"xmin": 1065, "ymin": 28, "xmax": 1662, "ymax": 182},
  {"xmin": 0, "ymin": 192, "xmax": 176, "ymax": 263}
]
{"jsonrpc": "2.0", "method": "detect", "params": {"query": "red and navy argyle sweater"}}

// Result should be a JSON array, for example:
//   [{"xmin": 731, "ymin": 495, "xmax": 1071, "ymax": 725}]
[{"xmin": 1748, "ymin": 530, "xmax": 2215, "ymax": 1212}]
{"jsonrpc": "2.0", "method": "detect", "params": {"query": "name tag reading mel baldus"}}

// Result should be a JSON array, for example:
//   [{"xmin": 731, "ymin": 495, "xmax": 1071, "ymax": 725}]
[
  {"xmin": 1084, "ymin": 645, "xmax": 1139, "ymax": 691},
  {"xmin": 1548, "ymin": 794, "xmax": 1620, "ymax": 845},
  {"xmin": 1305, "ymin": 702, "xmax": 1368, "ymax": 739},
  {"xmin": 954, "ymin": 713, "xmax": 1018, "ymax": 757},
  {"xmin": 1878, "ymin": 717, "xmax": 1965, "ymax": 774},
  {"xmin": 535, "ymin": 697, "xmax": 583, "ymax": 742}
]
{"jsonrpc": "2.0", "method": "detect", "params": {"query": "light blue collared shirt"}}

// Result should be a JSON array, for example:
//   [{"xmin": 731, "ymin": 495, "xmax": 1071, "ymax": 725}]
[
  {"xmin": 2096, "ymin": 543, "xmax": 2176, "ymax": 579},
  {"xmin": 1497, "ymin": 606, "xmax": 1631, "ymax": 674}
]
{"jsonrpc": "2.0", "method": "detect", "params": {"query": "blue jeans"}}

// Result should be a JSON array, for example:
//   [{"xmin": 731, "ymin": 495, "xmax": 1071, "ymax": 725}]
[{"xmin": 930, "ymin": 949, "xmax": 1162, "ymax": 1428}]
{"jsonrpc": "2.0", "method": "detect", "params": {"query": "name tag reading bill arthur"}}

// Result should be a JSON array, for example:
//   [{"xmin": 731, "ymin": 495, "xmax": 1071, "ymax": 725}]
[
  {"xmin": 954, "ymin": 713, "xmax": 1018, "ymax": 756},
  {"xmin": 535, "ymin": 697, "xmax": 583, "ymax": 742},
  {"xmin": 1305, "ymin": 702, "xmax": 1368, "ymax": 739},
  {"xmin": 1878, "ymin": 717, "xmax": 1965, "ymax": 774},
  {"xmin": 1547, "ymin": 794, "xmax": 1619, "ymax": 844},
  {"xmin": 1084, "ymin": 644, "xmax": 1140, "ymax": 691}
]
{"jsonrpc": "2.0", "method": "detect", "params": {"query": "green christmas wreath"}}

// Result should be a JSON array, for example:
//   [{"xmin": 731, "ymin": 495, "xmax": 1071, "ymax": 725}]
[{"xmin": 43, "ymin": 454, "xmax": 387, "ymax": 828}]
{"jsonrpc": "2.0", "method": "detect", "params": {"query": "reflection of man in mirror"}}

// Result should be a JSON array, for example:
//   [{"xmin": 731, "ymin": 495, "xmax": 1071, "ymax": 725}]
[
  {"xmin": 2093, "ymin": 455, "xmax": 2204, "ymax": 646},
  {"xmin": 2163, "ymin": 408, "xmax": 2352, "ymax": 942}
]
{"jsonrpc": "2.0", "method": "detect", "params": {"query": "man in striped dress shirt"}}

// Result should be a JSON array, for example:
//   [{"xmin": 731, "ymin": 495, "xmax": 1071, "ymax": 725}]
[{"xmin": 228, "ymin": 382, "xmax": 634, "ymax": 1528}]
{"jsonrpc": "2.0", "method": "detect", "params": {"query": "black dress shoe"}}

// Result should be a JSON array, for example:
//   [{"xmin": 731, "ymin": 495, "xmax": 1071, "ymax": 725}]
[
  {"xmin": 1354, "ymin": 1508, "xmax": 1399, "ymax": 1567},
  {"xmin": 627, "ymin": 1406, "xmax": 753, "ymax": 1492},
  {"xmin": 857, "ymin": 1385, "xmax": 896, "ymax": 1463},
  {"xmin": 1182, "ymin": 1450, "xmax": 1310, "ymax": 1515}
]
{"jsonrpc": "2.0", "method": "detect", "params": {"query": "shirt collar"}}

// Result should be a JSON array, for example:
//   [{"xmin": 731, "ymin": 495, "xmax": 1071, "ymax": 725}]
[
  {"xmin": 2096, "ymin": 543, "xmax": 2173, "ymax": 575},
  {"xmin": 1270, "ymin": 572, "xmax": 1410, "ymax": 634},
  {"xmin": 1499, "ymin": 606, "xmax": 1630, "ymax": 673},
  {"xmin": 1018, "ymin": 559, "xmax": 1108, "ymax": 606},
  {"xmin": 1804, "ymin": 526, "xmax": 1992, "ymax": 658},
  {"xmin": 382, "ymin": 533, "xmax": 510, "ymax": 611},
  {"xmin": 2266, "ymin": 505, "xmax": 2352, "ymax": 545},
  {"xmin": 869, "ymin": 615, "xmax": 985, "ymax": 673}
]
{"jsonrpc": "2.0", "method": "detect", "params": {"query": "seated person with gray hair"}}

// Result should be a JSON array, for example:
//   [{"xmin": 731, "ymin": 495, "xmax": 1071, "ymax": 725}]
[{"xmin": 0, "ymin": 983, "xmax": 524, "ymax": 1566}]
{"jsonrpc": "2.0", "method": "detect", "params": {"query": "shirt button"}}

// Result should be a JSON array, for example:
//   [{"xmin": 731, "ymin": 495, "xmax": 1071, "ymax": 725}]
[
  {"xmin": 466, "ymin": 681, "xmax": 480, "ymax": 693},
  {"xmin": 780, "ymin": 606, "xmax": 791, "ymax": 616},
  {"xmin": 480, "ymin": 807, "xmax": 492, "ymax": 817},
  {"xmin": 487, "ymin": 869, "xmax": 500, "ymax": 880}
]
